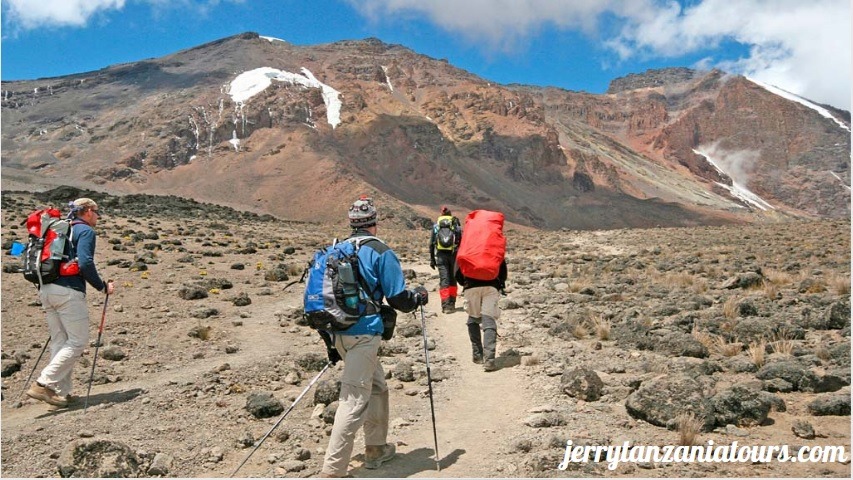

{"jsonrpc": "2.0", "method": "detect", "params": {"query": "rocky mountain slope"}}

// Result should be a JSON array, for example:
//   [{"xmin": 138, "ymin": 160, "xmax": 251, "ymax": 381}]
[
  {"xmin": 1, "ymin": 33, "xmax": 849, "ymax": 229},
  {"xmin": 1, "ymin": 188, "xmax": 849, "ymax": 478}
]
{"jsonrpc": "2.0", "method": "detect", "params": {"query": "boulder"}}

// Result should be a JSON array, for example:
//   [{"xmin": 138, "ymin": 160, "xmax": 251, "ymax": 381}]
[
  {"xmin": 147, "ymin": 452, "xmax": 173, "ymax": 476},
  {"xmin": 791, "ymin": 420, "xmax": 816, "ymax": 439},
  {"xmin": 313, "ymin": 380, "xmax": 341, "ymax": 406},
  {"xmin": 807, "ymin": 394, "xmax": 851, "ymax": 416},
  {"xmin": 57, "ymin": 439, "xmax": 141, "ymax": 478},
  {"xmin": 560, "ymin": 367, "xmax": 604, "ymax": 401},
  {"xmin": 393, "ymin": 361, "xmax": 416, "ymax": 382},
  {"xmin": 711, "ymin": 386, "xmax": 771, "ymax": 427},
  {"xmin": 756, "ymin": 361, "xmax": 810, "ymax": 390},
  {"xmin": 1, "ymin": 358, "xmax": 21, "ymax": 377},
  {"xmin": 625, "ymin": 374, "xmax": 715, "ymax": 431},
  {"xmin": 245, "ymin": 391, "xmax": 284, "ymax": 419},
  {"xmin": 295, "ymin": 353, "xmax": 327, "ymax": 372}
]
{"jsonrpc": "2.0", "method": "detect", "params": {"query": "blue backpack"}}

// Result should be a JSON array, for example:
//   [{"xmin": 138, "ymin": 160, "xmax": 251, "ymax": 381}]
[{"xmin": 303, "ymin": 236, "xmax": 381, "ymax": 331}]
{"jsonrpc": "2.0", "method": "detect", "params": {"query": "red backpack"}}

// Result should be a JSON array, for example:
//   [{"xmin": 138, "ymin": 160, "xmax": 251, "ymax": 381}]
[
  {"xmin": 456, "ymin": 210, "xmax": 505, "ymax": 281},
  {"xmin": 22, "ymin": 208, "xmax": 79, "ymax": 286}
]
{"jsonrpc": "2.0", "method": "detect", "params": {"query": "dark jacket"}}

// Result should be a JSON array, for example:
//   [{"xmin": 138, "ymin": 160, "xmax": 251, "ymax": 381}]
[
  {"xmin": 454, "ymin": 260, "xmax": 507, "ymax": 291},
  {"xmin": 53, "ymin": 221, "xmax": 106, "ymax": 294}
]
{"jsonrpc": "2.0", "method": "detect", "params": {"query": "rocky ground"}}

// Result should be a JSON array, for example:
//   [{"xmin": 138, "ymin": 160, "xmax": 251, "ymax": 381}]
[{"xmin": 1, "ymin": 187, "xmax": 850, "ymax": 478}]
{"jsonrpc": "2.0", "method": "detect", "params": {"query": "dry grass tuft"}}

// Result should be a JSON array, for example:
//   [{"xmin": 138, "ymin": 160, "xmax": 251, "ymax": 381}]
[
  {"xmin": 589, "ymin": 313, "xmax": 611, "ymax": 340},
  {"xmin": 663, "ymin": 272, "xmax": 695, "ymax": 289},
  {"xmin": 712, "ymin": 336, "xmax": 743, "ymax": 357},
  {"xmin": 572, "ymin": 322, "xmax": 589, "ymax": 340},
  {"xmin": 722, "ymin": 296, "xmax": 739, "ymax": 320},
  {"xmin": 829, "ymin": 273, "xmax": 851, "ymax": 295},
  {"xmin": 521, "ymin": 354, "xmax": 541, "ymax": 366},
  {"xmin": 764, "ymin": 268, "xmax": 794, "ymax": 287},
  {"xmin": 692, "ymin": 327, "xmax": 716, "ymax": 351},
  {"xmin": 675, "ymin": 412, "xmax": 703, "ymax": 446},
  {"xmin": 770, "ymin": 327, "xmax": 795, "ymax": 356},
  {"xmin": 748, "ymin": 340, "xmax": 767, "ymax": 367},
  {"xmin": 569, "ymin": 277, "xmax": 593, "ymax": 293},
  {"xmin": 691, "ymin": 277, "xmax": 709, "ymax": 293}
]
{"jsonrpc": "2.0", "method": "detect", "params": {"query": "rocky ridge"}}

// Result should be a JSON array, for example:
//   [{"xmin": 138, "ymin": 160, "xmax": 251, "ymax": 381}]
[{"xmin": 1, "ymin": 33, "xmax": 849, "ymax": 230}]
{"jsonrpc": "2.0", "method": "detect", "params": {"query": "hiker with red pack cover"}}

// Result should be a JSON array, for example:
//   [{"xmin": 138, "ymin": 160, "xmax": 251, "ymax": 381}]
[
  {"xmin": 26, "ymin": 198, "xmax": 115, "ymax": 408},
  {"xmin": 454, "ymin": 210, "xmax": 508, "ymax": 372}
]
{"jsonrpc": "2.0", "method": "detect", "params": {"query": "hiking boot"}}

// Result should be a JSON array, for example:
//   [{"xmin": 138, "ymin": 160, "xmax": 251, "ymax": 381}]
[
  {"xmin": 26, "ymin": 383, "xmax": 68, "ymax": 407},
  {"xmin": 364, "ymin": 443, "xmax": 396, "ymax": 469},
  {"xmin": 483, "ymin": 359, "xmax": 497, "ymax": 372},
  {"xmin": 472, "ymin": 354, "xmax": 483, "ymax": 364}
]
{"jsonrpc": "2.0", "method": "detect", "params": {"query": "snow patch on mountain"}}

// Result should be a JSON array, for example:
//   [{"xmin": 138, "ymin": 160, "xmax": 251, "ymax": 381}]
[
  {"xmin": 747, "ymin": 77, "xmax": 850, "ymax": 133},
  {"xmin": 228, "ymin": 67, "xmax": 342, "ymax": 128},
  {"xmin": 693, "ymin": 147, "xmax": 775, "ymax": 211}
]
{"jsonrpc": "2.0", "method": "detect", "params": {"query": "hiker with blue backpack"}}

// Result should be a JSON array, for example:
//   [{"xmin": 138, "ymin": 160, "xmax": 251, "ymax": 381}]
[
  {"xmin": 26, "ymin": 198, "xmax": 115, "ymax": 408},
  {"xmin": 429, "ymin": 206, "xmax": 462, "ymax": 313},
  {"xmin": 310, "ymin": 196, "xmax": 429, "ymax": 478}
]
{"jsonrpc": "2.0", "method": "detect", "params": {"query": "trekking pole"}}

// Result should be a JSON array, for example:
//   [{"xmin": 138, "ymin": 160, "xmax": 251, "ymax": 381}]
[
  {"xmin": 419, "ymin": 305, "xmax": 441, "ymax": 471},
  {"xmin": 84, "ymin": 283, "xmax": 111, "ymax": 412},
  {"xmin": 231, "ymin": 361, "xmax": 333, "ymax": 477},
  {"xmin": 14, "ymin": 336, "xmax": 51, "ymax": 407}
]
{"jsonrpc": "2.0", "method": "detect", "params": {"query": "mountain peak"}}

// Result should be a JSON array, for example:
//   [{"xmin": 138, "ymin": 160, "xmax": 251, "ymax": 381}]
[{"xmin": 607, "ymin": 67, "xmax": 702, "ymax": 93}]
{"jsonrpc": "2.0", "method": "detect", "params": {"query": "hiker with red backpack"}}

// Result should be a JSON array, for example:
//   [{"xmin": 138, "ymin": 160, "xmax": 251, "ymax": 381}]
[
  {"xmin": 428, "ymin": 206, "xmax": 462, "ymax": 313},
  {"xmin": 316, "ymin": 196, "xmax": 429, "ymax": 478},
  {"xmin": 454, "ymin": 210, "xmax": 507, "ymax": 372},
  {"xmin": 26, "ymin": 198, "xmax": 115, "ymax": 408}
]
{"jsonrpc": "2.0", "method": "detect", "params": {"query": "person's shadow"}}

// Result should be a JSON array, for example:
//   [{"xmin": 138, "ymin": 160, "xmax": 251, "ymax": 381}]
[
  {"xmin": 354, "ymin": 447, "xmax": 465, "ymax": 477},
  {"xmin": 36, "ymin": 388, "xmax": 144, "ymax": 418},
  {"xmin": 494, "ymin": 350, "xmax": 521, "ymax": 370}
]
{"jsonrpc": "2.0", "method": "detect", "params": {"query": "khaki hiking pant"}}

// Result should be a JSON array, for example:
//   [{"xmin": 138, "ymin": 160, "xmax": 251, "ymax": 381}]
[
  {"xmin": 37, "ymin": 283, "xmax": 90, "ymax": 396},
  {"xmin": 463, "ymin": 286, "xmax": 501, "ymax": 320},
  {"xmin": 322, "ymin": 334, "xmax": 389, "ymax": 476}
]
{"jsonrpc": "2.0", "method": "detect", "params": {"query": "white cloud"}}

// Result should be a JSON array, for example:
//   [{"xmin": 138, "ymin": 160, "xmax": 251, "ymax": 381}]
[
  {"xmin": 347, "ymin": 0, "xmax": 851, "ymax": 109},
  {"xmin": 2, "ymin": 0, "xmax": 245, "ymax": 31},
  {"xmin": 3, "ymin": 0, "xmax": 126, "ymax": 29}
]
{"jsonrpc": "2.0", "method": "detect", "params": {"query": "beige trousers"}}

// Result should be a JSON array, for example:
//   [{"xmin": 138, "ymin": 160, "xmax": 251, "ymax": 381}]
[
  {"xmin": 37, "ymin": 283, "xmax": 90, "ymax": 396},
  {"xmin": 463, "ymin": 286, "xmax": 501, "ymax": 320},
  {"xmin": 322, "ymin": 334, "xmax": 389, "ymax": 476}
]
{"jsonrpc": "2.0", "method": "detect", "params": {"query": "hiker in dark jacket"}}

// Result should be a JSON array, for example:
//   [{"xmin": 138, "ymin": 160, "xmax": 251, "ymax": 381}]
[
  {"xmin": 319, "ymin": 196, "xmax": 429, "ymax": 477},
  {"xmin": 27, "ymin": 198, "xmax": 114, "ymax": 408},
  {"xmin": 429, "ymin": 206, "xmax": 462, "ymax": 313},
  {"xmin": 455, "ymin": 260, "xmax": 507, "ymax": 372}
]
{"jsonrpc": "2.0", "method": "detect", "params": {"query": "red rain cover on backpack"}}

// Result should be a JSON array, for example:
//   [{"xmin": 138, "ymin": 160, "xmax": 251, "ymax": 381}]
[{"xmin": 456, "ymin": 210, "xmax": 505, "ymax": 281}]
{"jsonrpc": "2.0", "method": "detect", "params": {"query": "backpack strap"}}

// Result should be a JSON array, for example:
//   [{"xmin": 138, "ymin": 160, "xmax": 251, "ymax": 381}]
[{"xmin": 345, "ymin": 236, "xmax": 385, "ymax": 310}]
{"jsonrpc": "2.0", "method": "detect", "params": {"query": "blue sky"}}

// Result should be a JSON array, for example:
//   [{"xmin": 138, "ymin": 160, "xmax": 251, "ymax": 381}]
[{"xmin": 1, "ymin": 0, "xmax": 850, "ymax": 109}]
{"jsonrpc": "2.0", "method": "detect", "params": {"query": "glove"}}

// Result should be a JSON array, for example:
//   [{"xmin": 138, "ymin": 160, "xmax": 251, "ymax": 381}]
[
  {"xmin": 318, "ymin": 330, "xmax": 342, "ymax": 365},
  {"xmin": 429, "ymin": 258, "xmax": 436, "ymax": 270},
  {"xmin": 326, "ymin": 345, "xmax": 342, "ymax": 365},
  {"xmin": 413, "ymin": 286, "xmax": 429, "ymax": 306}
]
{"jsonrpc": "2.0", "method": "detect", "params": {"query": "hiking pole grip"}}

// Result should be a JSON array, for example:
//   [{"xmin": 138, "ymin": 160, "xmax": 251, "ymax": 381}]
[
  {"xmin": 419, "ymin": 305, "xmax": 441, "ymax": 471},
  {"xmin": 84, "ymin": 288, "xmax": 111, "ymax": 413},
  {"xmin": 231, "ymin": 361, "xmax": 333, "ymax": 477}
]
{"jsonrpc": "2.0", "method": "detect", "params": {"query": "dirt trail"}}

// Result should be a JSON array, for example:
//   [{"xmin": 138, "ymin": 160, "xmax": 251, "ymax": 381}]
[
  {"xmin": 368, "ymin": 288, "xmax": 533, "ymax": 478},
  {"xmin": 1, "ymin": 266, "xmax": 535, "ymax": 478}
]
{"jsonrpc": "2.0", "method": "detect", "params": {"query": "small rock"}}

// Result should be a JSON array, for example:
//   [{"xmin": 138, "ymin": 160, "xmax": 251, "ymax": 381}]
[
  {"xmin": 791, "ymin": 419, "xmax": 816, "ymax": 439},
  {"xmin": 147, "ymin": 453, "xmax": 173, "ymax": 476}
]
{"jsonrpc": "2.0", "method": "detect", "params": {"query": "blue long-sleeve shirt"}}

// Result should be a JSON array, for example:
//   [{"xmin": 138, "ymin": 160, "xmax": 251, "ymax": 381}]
[
  {"xmin": 53, "ymin": 221, "xmax": 106, "ymax": 294},
  {"xmin": 340, "ymin": 230, "xmax": 419, "ymax": 336}
]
